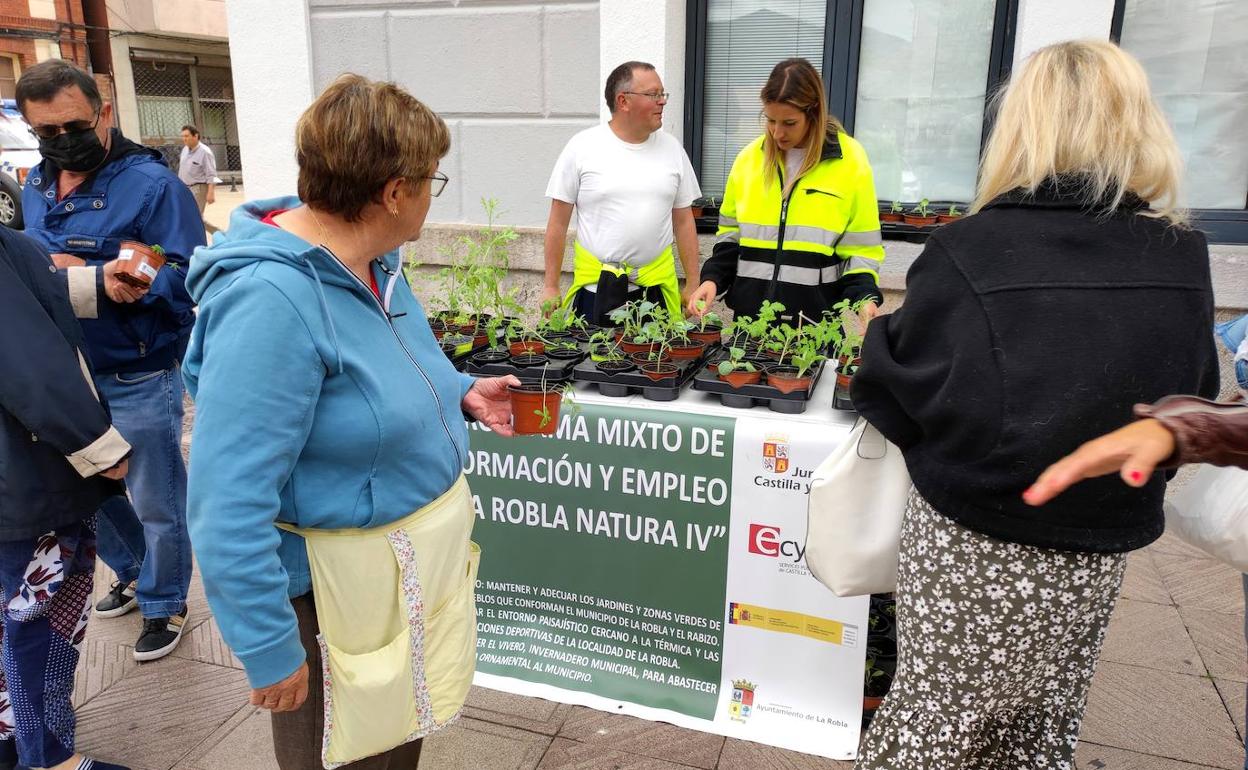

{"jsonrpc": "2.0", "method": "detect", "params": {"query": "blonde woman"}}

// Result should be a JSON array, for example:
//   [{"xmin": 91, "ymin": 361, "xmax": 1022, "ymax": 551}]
[
  {"xmin": 686, "ymin": 58, "xmax": 884, "ymax": 323},
  {"xmin": 850, "ymin": 41, "xmax": 1219, "ymax": 769}
]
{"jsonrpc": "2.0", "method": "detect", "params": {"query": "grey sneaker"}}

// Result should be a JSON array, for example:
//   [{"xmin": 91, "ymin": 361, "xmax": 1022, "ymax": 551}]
[{"xmin": 94, "ymin": 580, "xmax": 138, "ymax": 618}]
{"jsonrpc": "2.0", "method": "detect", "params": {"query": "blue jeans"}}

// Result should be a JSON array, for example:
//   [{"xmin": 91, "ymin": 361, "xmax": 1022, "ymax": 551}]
[
  {"xmin": 1215, "ymin": 315, "xmax": 1248, "ymax": 390},
  {"xmin": 0, "ymin": 519, "xmax": 95, "ymax": 769},
  {"xmin": 93, "ymin": 367, "xmax": 191, "ymax": 618}
]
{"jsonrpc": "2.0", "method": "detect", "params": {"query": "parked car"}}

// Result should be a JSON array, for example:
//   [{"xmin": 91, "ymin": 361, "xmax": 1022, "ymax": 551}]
[{"xmin": 0, "ymin": 104, "xmax": 42, "ymax": 230}]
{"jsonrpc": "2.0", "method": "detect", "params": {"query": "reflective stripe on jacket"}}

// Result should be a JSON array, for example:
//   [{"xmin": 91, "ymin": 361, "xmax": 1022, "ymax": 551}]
[{"xmin": 701, "ymin": 131, "xmax": 884, "ymax": 320}]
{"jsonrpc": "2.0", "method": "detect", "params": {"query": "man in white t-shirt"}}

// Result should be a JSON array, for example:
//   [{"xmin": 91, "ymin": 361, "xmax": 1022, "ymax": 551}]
[{"xmin": 542, "ymin": 61, "xmax": 702, "ymax": 324}]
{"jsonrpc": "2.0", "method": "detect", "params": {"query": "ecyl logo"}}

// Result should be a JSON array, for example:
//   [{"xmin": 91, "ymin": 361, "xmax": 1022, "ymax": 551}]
[{"xmin": 748, "ymin": 524, "xmax": 806, "ymax": 563}]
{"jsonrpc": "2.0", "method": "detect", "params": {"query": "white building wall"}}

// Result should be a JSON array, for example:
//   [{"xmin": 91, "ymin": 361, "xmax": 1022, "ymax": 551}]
[
  {"xmin": 1014, "ymin": 0, "xmax": 1116, "ymax": 65},
  {"xmin": 303, "ymin": 0, "xmax": 600, "ymax": 227}
]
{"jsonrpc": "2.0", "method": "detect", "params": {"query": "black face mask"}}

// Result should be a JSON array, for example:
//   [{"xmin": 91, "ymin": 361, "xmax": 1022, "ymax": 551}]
[{"xmin": 38, "ymin": 127, "xmax": 108, "ymax": 173}]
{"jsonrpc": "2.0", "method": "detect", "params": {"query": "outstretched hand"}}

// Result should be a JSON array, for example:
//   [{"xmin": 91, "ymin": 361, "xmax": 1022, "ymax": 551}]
[
  {"xmin": 1024, "ymin": 418, "xmax": 1175, "ymax": 506},
  {"xmin": 463, "ymin": 376, "xmax": 523, "ymax": 437}
]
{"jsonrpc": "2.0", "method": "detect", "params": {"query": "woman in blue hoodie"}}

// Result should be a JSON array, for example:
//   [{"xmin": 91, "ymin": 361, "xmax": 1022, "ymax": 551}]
[{"xmin": 183, "ymin": 75, "xmax": 519, "ymax": 770}]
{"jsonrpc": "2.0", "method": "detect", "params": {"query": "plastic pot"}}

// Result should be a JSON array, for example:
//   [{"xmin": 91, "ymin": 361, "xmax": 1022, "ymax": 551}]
[
  {"xmin": 902, "ymin": 213, "xmax": 938, "ymax": 227},
  {"xmin": 594, "ymin": 359, "xmax": 633, "ymax": 375},
  {"xmin": 630, "ymin": 350, "xmax": 671, "ymax": 366},
  {"xmin": 547, "ymin": 347, "xmax": 583, "ymax": 361},
  {"xmin": 718, "ymin": 369, "xmax": 762, "ymax": 388},
  {"xmin": 688, "ymin": 327, "xmax": 723, "ymax": 346},
  {"xmin": 766, "ymin": 367, "xmax": 813, "ymax": 395},
  {"xmin": 620, "ymin": 340, "xmax": 659, "ymax": 355},
  {"xmin": 509, "ymin": 385, "xmax": 562, "ymax": 436},
  {"xmin": 116, "ymin": 241, "xmax": 165, "ymax": 289},
  {"xmin": 509, "ymin": 340, "xmax": 545, "ymax": 356},
  {"xmin": 509, "ymin": 353, "xmax": 549, "ymax": 367},
  {"xmin": 441, "ymin": 334, "xmax": 475, "ymax": 357},
  {"xmin": 471, "ymin": 349, "xmax": 510, "ymax": 364},
  {"xmin": 880, "ymin": 211, "xmax": 905, "ymax": 223},
  {"xmin": 668, "ymin": 340, "xmax": 707, "ymax": 360},
  {"xmin": 936, "ymin": 213, "xmax": 963, "ymax": 224},
  {"xmin": 640, "ymin": 362, "xmax": 679, "ymax": 382}
]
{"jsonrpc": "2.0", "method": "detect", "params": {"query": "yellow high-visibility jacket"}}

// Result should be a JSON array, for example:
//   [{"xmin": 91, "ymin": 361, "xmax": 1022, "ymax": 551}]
[{"xmin": 701, "ymin": 131, "xmax": 884, "ymax": 321}]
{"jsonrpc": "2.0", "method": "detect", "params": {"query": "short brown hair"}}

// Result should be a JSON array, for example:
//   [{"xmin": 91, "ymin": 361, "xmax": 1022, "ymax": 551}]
[
  {"xmin": 181, "ymin": 124, "xmax": 199, "ymax": 137},
  {"xmin": 16, "ymin": 59, "xmax": 102, "ymax": 114},
  {"xmin": 604, "ymin": 61, "xmax": 655, "ymax": 114},
  {"xmin": 296, "ymin": 74, "xmax": 450, "ymax": 222}
]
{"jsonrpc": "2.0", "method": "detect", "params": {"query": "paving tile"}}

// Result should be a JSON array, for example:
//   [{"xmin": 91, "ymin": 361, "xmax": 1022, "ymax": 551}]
[
  {"xmin": 1182, "ymin": 607, "xmax": 1248, "ymax": 684},
  {"xmin": 465, "ymin": 685, "xmax": 574, "ymax": 735},
  {"xmin": 537, "ymin": 737, "xmax": 701, "ymax": 769},
  {"xmin": 556, "ymin": 707, "xmax": 724, "ymax": 769},
  {"xmin": 1081, "ymin": 661, "xmax": 1242, "ymax": 770},
  {"xmin": 418, "ymin": 716, "xmax": 551, "ymax": 770},
  {"xmin": 175, "ymin": 705, "xmax": 276, "ymax": 770},
  {"xmin": 1214, "ymin": 679, "xmax": 1246, "ymax": 743},
  {"xmin": 73, "ymin": 636, "xmax": 139, "ymax": 708},
  {"xmin": 1148, "ymin": 531, "xmax": 1219, "ymax": 561},
  {"xmin": 1100, "ymin": 598, "xmax": 1205, "ymax": 676},
  {"xmin": 1154, "ymin": 552, "xmax": 1245, "ymax": 615},
  {"xmin": 170, "ymin": 615, "xmax": 244, "ymax": 670},
  {"xmin": 75, "ymin": 655, "xmax": 252, "ymax": 770},
  {"xmin": 1076, "ymin": 741, "xmax": 1229, "ymax": 769},
  {"xmin": 717, "ymin": 737, "xmax": 854, "ymax": 769},
  {"xmin": 1121, "ymin": 549, "xmax": 1174, "ymax": 606}
]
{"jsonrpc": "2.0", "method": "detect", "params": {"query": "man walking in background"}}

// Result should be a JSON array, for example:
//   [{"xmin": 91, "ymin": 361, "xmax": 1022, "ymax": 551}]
[{"xmin": 179, "ymin": 124, "xmax": 219, "ymax": 235}]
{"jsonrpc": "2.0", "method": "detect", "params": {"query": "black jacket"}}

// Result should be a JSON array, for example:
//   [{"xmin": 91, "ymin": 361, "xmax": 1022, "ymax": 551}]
[
  {"xmin": 0, "ymin": 226, "xmax": 128, "ymax": 540},
  {"xmin": 851, "ymin": 181, "xmax": 1219, "ymax": 553}
]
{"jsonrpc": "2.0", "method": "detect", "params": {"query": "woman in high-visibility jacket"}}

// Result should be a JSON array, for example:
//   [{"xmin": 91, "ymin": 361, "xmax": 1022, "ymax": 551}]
[{"xmin": 687, "ymin": 58, "xmax": 885, "ymax": 324}]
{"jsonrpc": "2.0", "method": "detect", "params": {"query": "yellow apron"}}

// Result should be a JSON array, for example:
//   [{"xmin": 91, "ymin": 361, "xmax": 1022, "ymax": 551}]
[
  {"xmin": 562, "ymin": 242, "xmax": 683, "ymax": 320},
  {"xmin": 278, "ymin": 475, "xmax": 479, "ymax": 769}
]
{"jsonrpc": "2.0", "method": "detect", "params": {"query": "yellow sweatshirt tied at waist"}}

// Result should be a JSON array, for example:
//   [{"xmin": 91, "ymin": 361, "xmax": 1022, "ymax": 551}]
[
  {"xmin": 277, "ymin": 475, "xmax": 479, "ymax": 768},
  {"xmin": 562, "ymin": 241, "xmax": 683, "ymax": 319}
]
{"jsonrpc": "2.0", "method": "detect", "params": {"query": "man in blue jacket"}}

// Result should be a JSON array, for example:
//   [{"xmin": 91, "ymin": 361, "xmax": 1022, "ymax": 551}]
[
  {"xmin": 17, "ymin": 60, "xmax": 205, "ymax": 661},
  {"xmin": 0, "ymin": 225, "xmax": 132, "ymax": 770}
]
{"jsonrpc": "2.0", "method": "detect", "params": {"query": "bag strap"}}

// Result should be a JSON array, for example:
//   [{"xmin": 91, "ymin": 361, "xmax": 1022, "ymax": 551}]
[{"xmin": 855, "ymin": 418, "xmax": 889, "ymax": 460}]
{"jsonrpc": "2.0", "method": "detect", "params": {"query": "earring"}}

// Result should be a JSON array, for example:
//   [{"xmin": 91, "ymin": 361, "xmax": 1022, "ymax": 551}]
[{"xmin": 389, "ymin": 207, "xmax": 398, "ymax": 218}]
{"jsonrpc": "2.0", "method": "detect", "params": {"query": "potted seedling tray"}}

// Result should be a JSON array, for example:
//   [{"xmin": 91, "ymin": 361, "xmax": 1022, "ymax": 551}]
[
  {"xmin": 832, "ymin": 378, "xmax": 855, "ymax": 411},
  {"xmin": 464, "ymin": 347, "xmax": 582, "ymax": 384},
  {"xmin": 692, "ymin": 355, "xmax": 828, "ymax": 414},
  {"xmin": 572, "ymin": 353, "xmax": 704, "ymax": 402}
]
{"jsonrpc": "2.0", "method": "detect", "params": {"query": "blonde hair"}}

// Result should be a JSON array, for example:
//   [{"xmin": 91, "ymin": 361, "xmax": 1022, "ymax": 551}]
[
  {"xmin": 972, "ymin": 40, "xmax": 1186, "ymax": 225},
  {"xmin": 296, "ymin": 74, "xmax": 450, "ymax": 222},
  {"xmin": 760, "ymin": 58, "xmax": 845, "ymax": 194}
]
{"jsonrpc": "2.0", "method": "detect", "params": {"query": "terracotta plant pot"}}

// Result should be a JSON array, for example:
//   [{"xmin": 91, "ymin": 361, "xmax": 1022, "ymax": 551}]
[
  {"xmin": 509, "ymin": 340, "xmax": 545, "ymax": 356},
  {"xmin": 863, "ymin": 695, "xmax": 885, "ymax": 712},
  {"xmin": 767, "ymin": 367, "xmax": 813, "ymax": 395},
  {"xmin": 668, "ymin": 340, "xmax": 707, "ymax": 361},
  {"xmin": 115, "ymin": 241, "xmax": 165, "ymax": 289},
  {"xmin": 509, "ymin": 385, "xmax": 562, "ymax": 436},
  {"xmin": 835, "ymin": 368, "xmax": 856, "ymax": 391},
  {"xmin": 936, "ymin": 213, "xmax": 963, "ymax": 224},
  {"xmin": 691, "ymin": 206, "xmax": 704, "ymax": 218},
  {"xmin": 640, "ymin": 363, "xmax": 679, "ymax": 382},
  {"xmin": 718, "ymin": 369, "xmax": 762, "ymax": 389},
  {"xmin": 594, "ymin": 359, "xmax": 633, "ymax": 375},
  {"xmin": 880, "ymin": 211, "xmax": 905, "ymax": 223},
  {"xmin": 688, "ymin": 327, "xmax": 723, "ymax": 346},
  {"xmin": 902, "ymin": 213, "xmax": 938, "ymax": 227},
  {"xmin": 630, "ymin": 350, "xmax": 671, "ymax": 366},
  {"xmin": 620, "ymin": 340, "xmax": 658, "ymax": 355}
]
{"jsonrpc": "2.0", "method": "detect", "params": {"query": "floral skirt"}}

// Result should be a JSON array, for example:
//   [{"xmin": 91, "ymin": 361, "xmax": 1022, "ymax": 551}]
[{"xmin": 855, "ymin": 491, "xmax": 1126, "ymax": 770}]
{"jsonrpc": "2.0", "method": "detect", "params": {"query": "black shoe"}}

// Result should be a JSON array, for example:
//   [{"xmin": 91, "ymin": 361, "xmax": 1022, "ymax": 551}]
[
  {"xmin": 94, "ymin": 580, "xmax": 138, "ymax": 618},
  {"xmin": 133, "ymin": 606, "xmax": 189, "ymax": 661}
]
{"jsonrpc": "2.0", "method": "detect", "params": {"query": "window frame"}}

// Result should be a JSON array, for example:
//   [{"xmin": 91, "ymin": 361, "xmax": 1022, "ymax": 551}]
[
  {"xmin": 685, "ymin": 0, "xmax": 1018, "ymax": 205},
  {"xmin": 1110, "ymin": 0, "xmax": 1248, "ymax": 244}
]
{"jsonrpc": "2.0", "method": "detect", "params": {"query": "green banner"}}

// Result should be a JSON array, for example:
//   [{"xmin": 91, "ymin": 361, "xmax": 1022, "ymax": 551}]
[{"xmin": 465, "ymin": 403, "xmax": 735, "ymax": 719}]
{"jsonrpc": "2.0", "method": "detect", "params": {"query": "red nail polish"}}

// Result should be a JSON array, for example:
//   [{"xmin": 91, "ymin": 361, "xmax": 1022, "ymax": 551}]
[{"xmin": 1130, "ymin": 471, "xmax": 1142, "ymax": 482}]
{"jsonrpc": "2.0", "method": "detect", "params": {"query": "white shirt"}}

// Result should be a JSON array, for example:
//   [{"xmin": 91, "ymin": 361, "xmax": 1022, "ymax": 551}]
[
  {"xmin": 546, "ymin": 124, "xmax": 701, "ymax": 271},
  {"xmin": 178, "ymin": 142, "xmax": 217, "ymax": 185}
]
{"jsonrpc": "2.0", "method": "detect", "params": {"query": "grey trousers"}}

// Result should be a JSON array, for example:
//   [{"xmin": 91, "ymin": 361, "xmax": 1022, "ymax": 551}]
[{"xmin": 188, "ymin": 183, "xmax": 221, "ymax": 234}]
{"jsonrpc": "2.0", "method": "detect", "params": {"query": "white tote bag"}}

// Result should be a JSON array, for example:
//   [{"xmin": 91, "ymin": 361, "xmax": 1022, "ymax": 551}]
[
  {"xmin": 1165, "ymin": 463, "xmax": 1248, "ymax": 573},
  {"xmin": 805, "ymin": 418, "xmax": 912, "ymax": 597}
]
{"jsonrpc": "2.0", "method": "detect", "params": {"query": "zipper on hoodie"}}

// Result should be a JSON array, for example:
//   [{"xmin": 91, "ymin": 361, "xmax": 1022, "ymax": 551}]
[
  {"xmin": 321, "ymin": 249, "xmax": 463, "ymax": 468},
  {"xmin": 766, "ymin": 163, "xmax": 798, "ymax": 302}
]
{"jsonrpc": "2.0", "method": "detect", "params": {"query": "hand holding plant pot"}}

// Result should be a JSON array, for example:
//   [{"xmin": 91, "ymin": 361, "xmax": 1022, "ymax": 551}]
[
  {"xmin": 102, "ymin": 259, "xmax": 150, "ymax": 304},
  {"xmin": 463, "ymin": 375, "xmax": 523, "ymax": 437},
  {"xmin": 115, "ymin": 241, "xmax": 167, "ymax": 289}
]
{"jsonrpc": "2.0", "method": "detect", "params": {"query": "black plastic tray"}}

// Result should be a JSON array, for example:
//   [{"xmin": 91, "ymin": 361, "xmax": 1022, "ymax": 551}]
[
  {"xmin": 692, "ymin": 356, "xmax": 827, "ymax": 414},
  {"xmin": 463, "ymin": 348, "xmax": 583, "ymax": 384},
  {"xmin": 572, "ymin": 354, "xmax": 705, "ymax": 402}
]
